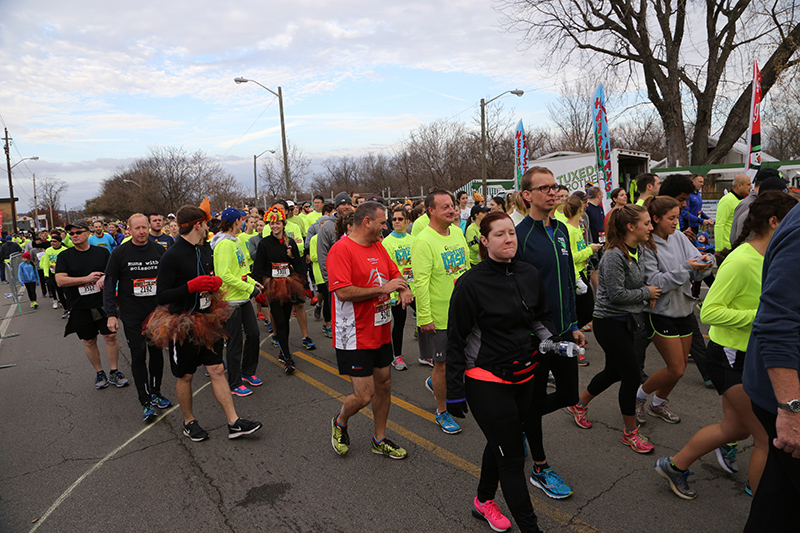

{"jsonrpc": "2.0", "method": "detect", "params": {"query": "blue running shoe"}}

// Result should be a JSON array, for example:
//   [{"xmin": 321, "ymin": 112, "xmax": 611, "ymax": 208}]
[
  {"xmin": 435, "ymin": 410, "xmax": 462, "ymax": 434},
  {"xmin": 265, "ymin": 320, "xmax": 273, "ymax": 333},
  {"xmin": 425, "ymin": 377, "xmax": 434, "ymax": 394},
  {"xmin": 272, "ymin": 335, "xmax": 280, "ymax": 348},
  {"xmin": 151, "ymin": 393, "xmax": 172, "ymax": 409},
  {"xmin": 143, "ymin": 403, "xmax": 157, "ymax": 423},
  {"xmin": 714, "ymin": 443, "xmax": 738, "ymax": 474},
  {"xmin": 241, "ymin": 375, "xmax": 263, "ymax": 387},
  {"xmin": 302, "ymin": 336, "xmax": 316, "ymax": 350},
  {"xmin": 530, "ymin": 466, "xmax": 573, "ymax": 499},
  {"xmin": 231, "ymin": 385, "xmax": 253, "ymax": 397},
  {"xmin": 654, "ymin": 457, "xmax": 696, "ymax": 500}
]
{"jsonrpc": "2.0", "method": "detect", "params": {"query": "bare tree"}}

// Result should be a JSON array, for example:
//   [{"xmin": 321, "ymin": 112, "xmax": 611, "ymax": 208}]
[
  {"xmin": 763, "ymin": 84, "xmax": 800, "ymax": 160},
  {"xmin": 611, "ymin": 109, "xmax": 669, "ymax": 162},
  {"xmin": 545, "ymin": 80, "xmax": 601, "ymax": 153},
  {"xmin": 259, "ymin": 141, "xmax": 312, "ymax": 203},
  {"xmin": 497, "ymin": 0, "xmax": 800, "ymax": 166}
]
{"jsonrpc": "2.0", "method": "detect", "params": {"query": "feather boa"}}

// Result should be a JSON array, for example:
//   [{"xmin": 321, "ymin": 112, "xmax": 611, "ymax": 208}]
[
  {"xmin": 267, "ymin": 272, "xmax": 306, "ymax": 303},
  {"xmin": 142, "ymin": 291, "xmax": 233, "ymax": 352}
]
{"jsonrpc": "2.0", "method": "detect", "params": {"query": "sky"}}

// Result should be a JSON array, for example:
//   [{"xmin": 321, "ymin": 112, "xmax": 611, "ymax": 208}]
[{"xmin": 0, "ymin": 0, "xmax": 599, "ymax": 211}]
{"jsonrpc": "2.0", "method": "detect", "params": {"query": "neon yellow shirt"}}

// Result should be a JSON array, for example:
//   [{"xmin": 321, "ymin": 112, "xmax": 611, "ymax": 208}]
[
  {"xmin": 40, "ymin": 246, "xmax": 66, "ymax": 277},
  {"xmin": 411, "ymin": 225, "xmax": 469, "ymax": 329},
  {"xmin": 381, "ymin": 231, "xmax": 417, "ymax": 298},
  {"xmin": 213, "ymin": 236, "xmax": 257, "ymax": 303},
  {"xmin": 566, "ymin": 222, "xmax": 592, "ymax": 279},
  {"xmin": 309, "ymin": 234, "xmax": 323, "ymax": 285},
  {"xmin": 237, "ymin": 231, "xmax": 256, "ymax": 268},
  {"xmin": 700, "ymin": 243, "xmax": 762, "ymax": 351},
  {"xmin": 714, "ymin": 191, "xmax": 742, "ymax": 252},
  {"xmin": 465, "ymin": 222, "xmax": 481, "ymax": 266},
  {"xmin": 411, "ymin": 213, "xmax": 429, "ymax": 236}
]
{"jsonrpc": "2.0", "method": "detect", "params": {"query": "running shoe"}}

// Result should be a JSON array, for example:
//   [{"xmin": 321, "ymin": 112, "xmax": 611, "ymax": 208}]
[
  {"xmin": 371, "ymin": 437, "xmax": 408, "ymax": 459},
  {"xmin": 231, "ymin": 385, "xmax": 253, "ymax": 397},
  {"xmin": 313, "ymin": 304, "xmax": 322, "ymax": 320},
  {"xmin": 30, "ymin": 301, "xmax": 38, "ymax": 309},
  {"xmin": 424, "ymin": 377, "xmax": 434, "ymax": 394},
  {"xmin": 714, "ymin": 443, "xmax": 739, "ymax": 474},
  {"xmin": 271, "ymin": 335, "xmax": 280, "ymax": 348},
  {"xmin": 648, "ymin": 401, "xmax": 681, "ymax": 423},
  {"xmin": 227, "ymin": 418, "xmax": 262, "ymax": 439},
  {"xmin": 530, "ymin": 466, "xmax": 573, "ymax": 499},
  {"xmin": 302, "ymin": 336, "xmax": 317, "ymax": 350},
  {"xmin": 566, "ymin": 404, "xmax": 592, "ymax": 429},
  {"xmin": 151, "ymin": 393, "xmax": 173, "ymax": 409},
  {"xmin": 418, "ymin": 357, "xmax": 434, "ymax": 367},
  {"xmin": 94, "ymin": 371, "xmax": 109, "ymax": 389},
  {"xmin": 435, "ymin": 410, "xmax": 462, "ymax": 434},
  {"xmin": 143, "ymin": 403, "xmax": 157, "ymax": 423},
  {"xmin": 108, "ymin": 370, "xmax": 129, "ymax": 387},
  {"xmin": 310, "ymin": 295, "xmax": 318, "ymax": 305},
  {"xmin": 472, "ymin": 497, "xmax": 511, "ymax": 532},
  {"xmin": 331, "ymin": 416, "xmax": 350, "ymax": 455},
  {"xmin": 322, "ymin": 324, "xmax": 333, "ymax": 338},
  {"xmin": 52, "ymin": 300, "xmax": 58, "ymax": 309},
  {"xmin": 183, "ymin": 420, "xmax": 209, "ymax": 442},
  {"xmin": 241, "ymin": 375, "xmax": 263, "ymax": 387},
  {"xmin": 621, "ymin": 427, "xmax": 654, "ymax": 453},
  {"xmin": 61, "ymin": 310, "xmax": 70, "ymax": 319},
  {"xmin": 283, "ymin": 357, "xmax": 296, "ymax": 375},
  {"xmin": 704, "ymin": 379, "xmax": 715, "ymax": 389},
  {"xmin": 264, "ymin": 320, "xmax": 273, "ymax": 333},
  {"xmin": 577, "ymin": 352, "xmax": 589, "ymax": 367},
  {"xmin": 654, "ymin": 457, "xmax": 696, "ymax": 500},
  {"xmin": 580, "ymin": 323, "xmax": 592, "ymax": 332},
  {"xmin": 635, "ymin": 397, "xmax": 647, "ymax": 424},
  {"xmin": 391, "ymin": 356, "xmax": 407, "ymax": 370},
  {"xmin": 256, "ymin": 312, "xmax": 266, "ymax": 321},
  {"xmin": 745, "ymin": 483, "xmax": 752, "ymax": 497}
]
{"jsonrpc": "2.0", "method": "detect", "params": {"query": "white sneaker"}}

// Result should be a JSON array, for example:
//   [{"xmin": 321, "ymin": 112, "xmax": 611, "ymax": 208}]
[{"xmin": 52, "ymin": 300, "xmax": 58, "ymax": 309}]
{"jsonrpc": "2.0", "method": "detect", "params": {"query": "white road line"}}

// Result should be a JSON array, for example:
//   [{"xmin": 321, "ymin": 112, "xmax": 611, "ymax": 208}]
[
  {"xmin": 30, "ymin": 382, "xmax": 211, "ymax": 532},
  {"xmin": 0, "ymin": 296, "xmax": 20, "ymax": 345}
]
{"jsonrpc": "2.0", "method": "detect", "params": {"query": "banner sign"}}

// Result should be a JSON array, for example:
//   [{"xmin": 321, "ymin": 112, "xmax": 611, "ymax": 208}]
[
  {"xmin": 515, "ymin": 120, "xmax": 529, "ymax": 190},
  {"xmin": 593, "ymin": 85, "xmax": 612, "ymax": 197},
  {"xmin": 745, "ymin": 61, "xmax": 762, "ymax": 173}
]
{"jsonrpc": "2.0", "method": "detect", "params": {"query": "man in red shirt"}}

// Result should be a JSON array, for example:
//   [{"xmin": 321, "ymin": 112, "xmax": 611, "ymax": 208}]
[{"xmin": 327, "ymin": 201, "xmax": 413, "ymax": 459}]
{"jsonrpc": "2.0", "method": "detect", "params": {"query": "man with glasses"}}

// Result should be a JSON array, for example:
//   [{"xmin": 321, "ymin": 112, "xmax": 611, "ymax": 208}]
[
  {"xmin": 55, "ymin": 221, "xmax": 126, "ymax": 390},
  {"xmin": 516, "ymin": 167, "xmax": 585, "ymax": 500}
]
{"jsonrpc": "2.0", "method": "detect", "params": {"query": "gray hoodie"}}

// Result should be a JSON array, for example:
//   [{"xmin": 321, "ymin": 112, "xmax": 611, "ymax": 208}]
[
  {"xmin": 642, "ymin": 231, "xmax": 712, "ymax": 317},
  {"xmin": 592, "ymin": 246, "xmax": 651, "ymax": 318}
]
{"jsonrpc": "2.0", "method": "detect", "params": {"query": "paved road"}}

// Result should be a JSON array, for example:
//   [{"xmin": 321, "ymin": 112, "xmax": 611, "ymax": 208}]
[{"xmin": 0, "ymin": 291, "xmax": 751, "ymax": 532}]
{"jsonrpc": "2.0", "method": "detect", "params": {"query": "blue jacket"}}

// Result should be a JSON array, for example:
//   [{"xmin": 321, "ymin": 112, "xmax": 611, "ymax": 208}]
[
  {"xmin": 515, "ymin": 216, "xmax": 578, "ymax": 336},
  {"xmin": 18, "ymin": 261, "xmax": 39, "ymax": 285},
  {"xmin": 743, "ymin": 202, "xmax": 800, "ymax": 413},
  {"xmin": 680, "ymin": 190, "xmax": 708, "ymax": 230}
]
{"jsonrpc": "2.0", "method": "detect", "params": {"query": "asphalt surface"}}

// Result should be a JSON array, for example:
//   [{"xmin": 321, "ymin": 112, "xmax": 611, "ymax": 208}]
[{"xmin": 0, "ymin": 288, "xmax": 752, "ymax": 532}]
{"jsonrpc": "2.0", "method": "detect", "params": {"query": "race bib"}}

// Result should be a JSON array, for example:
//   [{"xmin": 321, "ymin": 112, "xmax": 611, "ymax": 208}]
[
  {"xmin": 272, "ymin": 262, "xmax": 290, "ymax": 278},
  {"xmin": 133, "ymin": 278, "xmax": 157, "ymax": 297},
  {"xmin": 374, "ymin": 300, "xmax": 391, "ymax": 326},
  {"xmin": 78, "ymin": 282, "xmax": 100, "ymax": 296},
  {"xmin": 401, "ymin": 266, "xmax": 414, "ymax": 283},
  {"xmin": 199, "ymin": 291, "xmax": 211, "ymax": 310}
]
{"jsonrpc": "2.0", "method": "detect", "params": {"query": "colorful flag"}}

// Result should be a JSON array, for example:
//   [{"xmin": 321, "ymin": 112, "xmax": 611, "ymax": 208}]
[
  {"xmin": 514, "ymin": 120, "xmax": 528, "ymax": 190},
  {"xmin": 745, "ymin": 61, "xmax": 762, "ymax": 172},
  {"xmin": 593, "ymin": 85, "xmax": 612, "ymax": 197}
]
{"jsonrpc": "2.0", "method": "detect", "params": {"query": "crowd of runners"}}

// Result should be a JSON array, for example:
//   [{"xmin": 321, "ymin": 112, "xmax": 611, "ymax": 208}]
[{"xmin": 9, "ymin": 166, "xmax": 800, "ymax": 532}]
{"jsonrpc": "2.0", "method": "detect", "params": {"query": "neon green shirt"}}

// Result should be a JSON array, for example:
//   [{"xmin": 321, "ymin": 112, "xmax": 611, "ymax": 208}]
[
  {"xmin": 40, "ymin": 246, "xmax": 66, "ymax": 277},
  {"xmin": 411, "ymin": 225, "xmax": 469, "ymax": 329},
  {"xmin": 411, "ymin": 213, "xmax": 429, "ymax": 236},
  {"xmin": 237, "ymin": 231, "xmax": 257, "ymax": 268},
  {"xmin": 309, "ymin": 234, "xmax": 323, "ymax": 285},
  {"xmin": 635, "ymin": 198, "xmax": 646, "ymax": 206},
  {"xmin": 566, "ymin": 222, "xmax": 592, "ymax": 279},
  {"xmin": 213, "ymin": 235, "xmax": 257, "ymax": 303},
  {"xmin": 465, "ymin": 222, "xmax": 481, "ymax": 266},
  {"xmin": 305, "ymin": 211, "xmax": 322, "ymax": 228},
  {"xmin": 381, "ymin": 231, "xmax": 417, "ymax": 298},
  {"xmin": 554, "ymin": 210, "xmax": 568, "ymax": 224},
  {"xmin": 714, "ymin": 191, "xmax": 742, "ymax": 252},
  {"xmin": 700, "ymin": 243, "xmax": 762, "ymax": 351}
]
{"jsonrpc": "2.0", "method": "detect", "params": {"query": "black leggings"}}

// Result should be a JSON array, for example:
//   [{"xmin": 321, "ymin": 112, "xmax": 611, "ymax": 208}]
[
  {"xmin": 524, "ymin": 348, "xmax": 579, "ymax": 462},
  {"xmin": 37, "ymin": 269, "xmax": 47, "ymax": 297},
  {"xmin": 24, "ymin": 282, "xmax": 37, "ymax": 302},
  {"xmin": 225, "ymin": 302, "xmax": 260, "ymax": 389},
  {"xmin": 46, "ymin": 277, "xmax": 68, "ymax": 309},
  {"xmin": 586, "ymin": 317, "xmax": 640, "ymax": 416},
  {"xmin": 318, "ymin": 282, "xmax": 332, "ymax": 322},
  {"xmin": 123, "ymin": 318, "xmax": 164, "ymax": 406},
  {"xmin": 270, "ymin": 299, "xmax": 294, "ymax": 360},
  {"xmin": 390, "ymin": 301, "xmax": 416, "ymax": 358},
  {"xmin": 467, "ymin": 378, "xmax": 541, "ymax": 533}
]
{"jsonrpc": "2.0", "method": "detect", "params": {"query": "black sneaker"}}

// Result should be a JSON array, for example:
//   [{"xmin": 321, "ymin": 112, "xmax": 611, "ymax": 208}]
[
  {"xmin": 284, "ymin": 357, "xmax": 296, "ymax": 375},
  {"xmin": 183, "ymin": 420, "xmax": 209, "ymax": 442},
  {"xmin": 228, "ymin": 418, "xmax": 262, "ymax": 439},
  {"xmin": 61, "ymin": 310, "xmax": 70, "ymax": 320},
  {"xmin": 313, "ymin": 304, "xmax": 322, "ymax": 320}
]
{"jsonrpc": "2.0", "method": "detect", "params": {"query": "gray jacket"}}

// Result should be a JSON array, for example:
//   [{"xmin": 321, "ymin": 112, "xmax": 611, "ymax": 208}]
[
  {"xmin": 642, "ymin": 231, "xmax": 711, "ymax": 317},
  {"xmin": 593, "ymin": 247, "xmax": 651, "ymax": 318},
  {"xmin": 305, "ymin": 214, "xmax": 334, "ymax": 250}
]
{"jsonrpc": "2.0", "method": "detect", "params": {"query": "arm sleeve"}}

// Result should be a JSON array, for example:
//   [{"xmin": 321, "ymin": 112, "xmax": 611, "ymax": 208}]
[
  {"xmin": 156, "ymin": 251, "xmax": 188, "ymax": 306},
  {"xmin": 103, "ymin": 248, "xmax": 121, "ymax": 317},
  {"xmin": 602, "ymin": 252, "xmax": 652, "ymax": 305},
  {"xmin": 715, "ymin": 199, "xmax": 733, "ymax": 251},
  {"xmin": 410, "ymin": 238, "xmax": 434, "ymax": 326},
  {"xmin": 39, "ymin": 251, "xmax": 48, "ymax": 275},
  {"xmin": 290, "ymin": 241, "xmax": 307, "ymax": 279},
  {"xmin": 445, "ymin": 276, "xmax": 474, "ymax": 401},
  {"xmin": 641, "ymin": 246, "xmax": 691, "ymax": 291},
  {"xmin": 700, "ymin": 268, "xmax": 756, "ymax": 328},
  {"xmin": 248, "ymin": 236, "xmax": 259, "ymax": 261},
  {"xmin": 213, "ymin": 240, "xmax": 253, "ymax": 295}
]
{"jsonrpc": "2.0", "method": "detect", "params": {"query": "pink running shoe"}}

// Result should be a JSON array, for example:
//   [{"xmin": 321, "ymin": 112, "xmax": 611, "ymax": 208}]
[
  {"xmin": 566, "ymin": 404, "xmax": 592, "ymax": 429},
  {"xmin": 472, "ymin": 497, "xmax": 511, "ymax": 532},
  {"xmin": 621, "ymin": 427, "xmax": 654, "ymax": 454}
]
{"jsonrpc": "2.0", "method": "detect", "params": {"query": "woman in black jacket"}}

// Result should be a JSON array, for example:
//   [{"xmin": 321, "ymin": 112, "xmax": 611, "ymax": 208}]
[
  {"xmin": 252, "ymin": 205, "xmax": 307, "ymax": 374},
  {"xmin": 447, "ymin": 211, "xmax": 555, "ymax": 533}
]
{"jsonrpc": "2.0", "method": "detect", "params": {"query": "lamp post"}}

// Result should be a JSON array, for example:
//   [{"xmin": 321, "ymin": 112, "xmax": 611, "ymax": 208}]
[
  {"xmin": 7, "ymin": 155, "xmax": 39, "ymax": 233},
  {"xmin": 235, "ymin": 77, "xmax": 291, "ymax": 197},
  {"xmin": 254, "ymin": 149, "xmax": 276, "ymax": 207},
  {"xmin": 480, "ymin": 90, "xmax": 524, "ymax": 198}
]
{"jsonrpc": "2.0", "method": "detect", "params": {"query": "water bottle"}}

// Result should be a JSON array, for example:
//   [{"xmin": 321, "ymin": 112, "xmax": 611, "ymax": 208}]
[{"xmin": 539, "ymin": 339, "xmax": 585, "ymax": 358}]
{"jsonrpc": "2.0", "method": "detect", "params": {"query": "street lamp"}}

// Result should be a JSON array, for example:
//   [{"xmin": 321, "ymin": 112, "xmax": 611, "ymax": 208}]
[
  {"xmin": 480, "ymin": 89, "xmax": 524, "ymax": 197},
  {"xmin": 254, "ymin": 149, "xmax": 276, "ymax": 207},
  {"xmin": 235, "ymin": 77, "xmax": 291, "ymax": 197},
  {"xmin": 7, "ymin": 156, "xmax": 39, "ymax": 233}
]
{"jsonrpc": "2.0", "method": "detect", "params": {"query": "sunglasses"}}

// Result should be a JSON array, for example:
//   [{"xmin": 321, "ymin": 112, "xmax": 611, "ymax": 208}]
[
  {"xmin": 391, "ymin": 217, "xmax": 406, "ymax": 222},
  {"xmin": 68, "ymin": 230, "xmax": 88, "ymax": 236}
]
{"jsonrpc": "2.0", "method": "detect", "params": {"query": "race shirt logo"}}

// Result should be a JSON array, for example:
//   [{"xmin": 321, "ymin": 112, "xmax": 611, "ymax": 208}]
[
  {"xmin": 394, "ymin": 247, "xmax": 411, "ymax": 266},
  {"xmin": 236, "ymin": 248, "xmax": 246, "ymax": 268},
  {"xmin": 441, "ymin": 246, "xmax": 467, "ymax": 276},
  {"xmin": 367, "ymin": 267, "xmax": 388, "ymax": 287},
  {"xmin": 558, "ymin": 237, "xmax": 570, "ymax": 257}
]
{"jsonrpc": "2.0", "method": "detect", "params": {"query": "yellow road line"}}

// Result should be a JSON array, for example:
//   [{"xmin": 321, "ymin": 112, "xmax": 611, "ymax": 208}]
[{"xmin": 260, "ymin": 349, "xmax": 602, "ymax": 533}]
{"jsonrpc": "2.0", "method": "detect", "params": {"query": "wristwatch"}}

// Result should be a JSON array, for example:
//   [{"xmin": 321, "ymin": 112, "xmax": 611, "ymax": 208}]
[{"xmin": 778, "ymin": 399, "xmax": 800, "ymax": 413}]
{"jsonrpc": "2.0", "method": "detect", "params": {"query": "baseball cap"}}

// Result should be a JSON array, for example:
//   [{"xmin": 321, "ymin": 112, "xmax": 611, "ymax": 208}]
[
  {"xmin": 759, "ymin": 176, "xmax": 789, "ymax": 193},
  {"xmin": 286, "ymin": 200, "xmax": 295, "ymax": 208},
  {"xmin": 334, "ymin": 192, "xmax": 352, "ymax": 207},
  {"xmin": 65, "ymin": 221, "xmax": 90, "ymax": 232},
  {"xmin": 754, "ymin": 167, "xmax": 782, "ymax": 185},
  {"xmin": 220, "ymin": 207, "xmax": 243, "ymax": 225},
  {"xmin": 470, "ymin": 205, "xmax": 490, "ymax": 218}
]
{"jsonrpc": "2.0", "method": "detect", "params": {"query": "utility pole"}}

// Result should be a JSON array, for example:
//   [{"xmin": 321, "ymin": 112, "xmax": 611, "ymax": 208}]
[
  {"xmin": 3, "ymin": 127, "xmax": 17, "ymax": 233},
  {"xmin": 33, "ymin": 173, "xmax": 39, "ymax": 231}
]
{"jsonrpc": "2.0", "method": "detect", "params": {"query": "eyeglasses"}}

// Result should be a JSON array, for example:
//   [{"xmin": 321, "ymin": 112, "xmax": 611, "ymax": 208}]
[
  {"xmin": 68, "ymin": 230, "xmax": 87, "ymax": 236},
  {"xmin": 526, "ymin": 184, "xmax": 559, "ymax": 194},
  {"xmin": 391, "ymin": 217, "xmax": 406, "ymax": 222}
]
